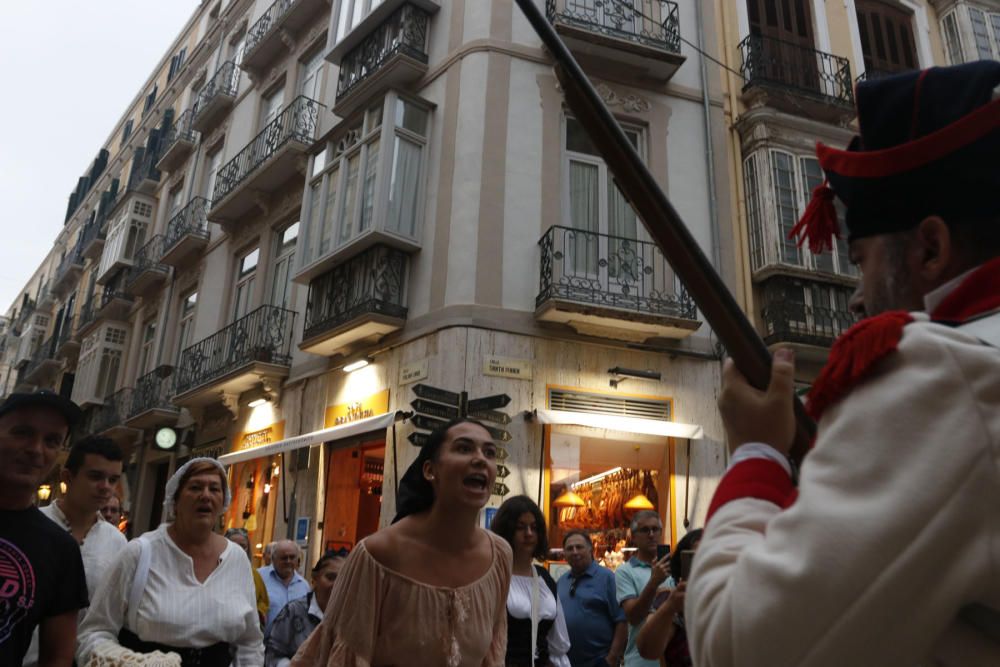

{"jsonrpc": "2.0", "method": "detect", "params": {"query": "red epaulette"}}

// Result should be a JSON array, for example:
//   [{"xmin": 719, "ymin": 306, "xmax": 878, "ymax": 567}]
[{"xmin": 806, "ymin": 310, "xmax": 914, "ymax": 421}]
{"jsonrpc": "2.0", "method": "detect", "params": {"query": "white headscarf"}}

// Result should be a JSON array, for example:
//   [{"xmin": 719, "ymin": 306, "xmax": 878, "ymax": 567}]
[{"xmin": 162, "ymin": 457, "xmax": 231, "ymax": 522}]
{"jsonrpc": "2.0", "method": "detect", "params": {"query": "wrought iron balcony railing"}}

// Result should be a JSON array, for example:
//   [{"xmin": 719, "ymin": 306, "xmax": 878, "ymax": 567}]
[
  {"xmin": 89, "ymin": 387, "xmax": 132, "ymax": 435},
  {"xmin": 164, "ymin": 197, "xmax": 210, "ymax": 250},
  {"xmin": 336, "ymin": 3, "xmax": 431, "ymax": 100},
  {"xmin": 304, "ymin": 245, "xmax": 409, "ymax": 341},
  {"xmin": 212, "ymin": 96, "xmax": 320, "ymax": 207},
  {"xmin": 55, "ymin": 244, "xmax": 84, "ymax": 281},
  {"xmin": 129, "ymin": 365, "xmax": 177, "ymax": 419},
  {"xmin": 126, "ymin": 145, "xmax": 161, "ymax": 192},
  {"xmin": 159, "ymin": 109, "xmax": 198, "ymax": 154},
  {"xmin": 77, "ymin": 298, "xmax": 98, "ymax": 332},
  {"xmin": 175, "ymin": 305, "xmax": 296, "ymax": 395},
  {"xmin": 79, "ymin": 216, "xmax": 107, "ymax": 254},
  {"xmin": 24, "ymin": 336, "xmax": 57, "ymax": 381},
  {"xmin": 126, "ymin": 235, "xmax": 168, "ymax": 285},
  {"xmin": 245, "ymin": 0, "xmax": 296, "ymax": 58},
  {"xmin": 856, "ymin": 67, "xmax": 911, "ymax": 83},
  {"xmin": 56, "ymin": 315, "xmax": 77, "ymax": 351},
  {"xmin": 739, "ymin": 34, "xmax": 854, "ymax": 106},
  {"xmin": 546, "ymin": 0, "xmax": 681, "ymax": 53},
  {"xmin": 760, "ymin": 278, "xmax": 857, "ymax": 347},
  {"xmin": 192, "ymin": 61, "xmax": 239, "ymax": 124},
  {"xmin": 537, "ymin": 225, "xmax": 697, "ymax": 319}
]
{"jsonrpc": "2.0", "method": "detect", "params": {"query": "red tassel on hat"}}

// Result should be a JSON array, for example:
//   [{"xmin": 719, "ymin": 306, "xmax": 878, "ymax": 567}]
[
  {"xmin": 789, "ymin": 183, "xmax": 840, "ymax": 254},
  {"xmin": 806, "ymin": 310, "xmax": 913, "ymax": 421}
]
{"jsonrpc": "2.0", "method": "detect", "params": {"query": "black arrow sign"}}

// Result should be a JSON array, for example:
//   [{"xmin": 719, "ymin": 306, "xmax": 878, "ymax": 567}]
[
  {"xmin": 483, "ymin": 424, "xmax": 512, "ymax": 442},
  {"xmin": 496, "ymin": 464, "xmax": 510, "ymax": 479},
  {"xmin": 408, "ymin": 432, "xmax": 430, "ymax": 447},
  {"xmin": 411, "ymin": 399, "xmax": 460, "ymax": 421},
  {"xmin": 412, "ymin": 384, "xmax": 462, "ymax": 407},
  {"xmin": 469, "ymin": 409, "xmax": 511, "ymax": 425},
  {"xmin": 493, "ymin": 482, "xmax": 510, "ymax": 497},
  {"xmin": 467, "ymin": 394, "xmax": 511, "ymax": 413},
  {"xmin": 411, "ymin": 414, "xmax": 448, "ymax": 432}
]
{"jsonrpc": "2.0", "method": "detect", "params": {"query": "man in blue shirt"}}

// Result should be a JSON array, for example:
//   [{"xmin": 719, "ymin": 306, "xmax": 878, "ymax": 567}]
[
  {"xmin": 557, "ymin": 530, "xmax": 627, "ymax": 667},
  {"xmin": 616, "ymin": 511, "xmax": 670, "ymax": 667},
  {"xmin": 261, "ymin": 539, "xmax": 310, "ymax": 632}
]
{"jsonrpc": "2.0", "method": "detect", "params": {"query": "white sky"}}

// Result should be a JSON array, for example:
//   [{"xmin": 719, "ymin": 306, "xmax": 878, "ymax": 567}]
[{"xmin": 0, "ymin": 1, "xmax": 201, "ymax": 313}]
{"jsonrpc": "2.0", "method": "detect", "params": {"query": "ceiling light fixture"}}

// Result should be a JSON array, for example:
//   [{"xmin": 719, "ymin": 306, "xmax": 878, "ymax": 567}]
[
  {"xmin": 552, "ymin": 489, "xmax": 586, "ymax": 507},
  {"xmin": 343, "ymin": 358, "xmax": 372, "ymax": 373},
  {"xmin": 572, "ymin": 467, "xmax": 623, "ymax": 489}
]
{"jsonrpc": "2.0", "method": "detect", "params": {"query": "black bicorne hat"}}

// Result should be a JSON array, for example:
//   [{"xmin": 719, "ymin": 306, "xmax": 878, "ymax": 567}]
[{"xmin": 790, "ymin": 61, "xmax": 1000, "ymax": 253}]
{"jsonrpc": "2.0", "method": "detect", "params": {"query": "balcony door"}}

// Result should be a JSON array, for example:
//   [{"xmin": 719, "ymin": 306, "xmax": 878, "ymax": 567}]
[
  {"xmin": 856, "ymin": 0, "xmax": 918, "ymax": 76},
  {"xmin": 299, "ymin": 49, "xmax": 324, "ymax": 102},
  {"xmin": 233, "ymin": 247, "xmax": 259, "ymax": 321},
  {"xmin": 258, "ymin": 87, "xmax": 286, "ymax": 162},
  {"xmin": 746, "ymin": 0, "xmax": 819, "ymax": 92}
]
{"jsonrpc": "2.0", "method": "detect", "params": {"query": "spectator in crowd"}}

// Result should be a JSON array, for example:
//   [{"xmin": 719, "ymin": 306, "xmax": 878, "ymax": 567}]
[
  {"xmin": 264, "ymin": 551, "xmax": 346, "ymax": 666},
  {"xmin": 77, "ymin": 457, "xmax": 264, "ymax": 665},
  {"xmin": 291, "ymin": 418, "xmax": 510, "ymax": 666},
  {"xmin": 616, "ymin": 511, "xmax": 670, "ymax": 667},
  {"xmin": 100, "ymin": 494, "xmax": 122, "ymax": 525},
  {"xmin": 491, "ymin": 495, "xmax": 571, "ymax": 667},
  {"xmin": 636, "ymin": 529, "xmax": 702, "ymax": 666},
  {"xmin": 226, "ymin": 527, "xmax": 270, "ymax": 629},
  {"xmin": 0, "ymin": 391, "xmax": 87, "ymax": 667},
  {"xmin": 260, "ymin": 542, "xmax": 276, "ymax": 572},
  {"xmin": 262, "ymin": 540, "xmax": 310, "ymax": 633},
  {"xmin": 558, "ymin": 530, "xmax": 626, "ymax": 667},
  {"xmin": 24, "ymin": 436, "xmax": 128, "ymax": 667}
]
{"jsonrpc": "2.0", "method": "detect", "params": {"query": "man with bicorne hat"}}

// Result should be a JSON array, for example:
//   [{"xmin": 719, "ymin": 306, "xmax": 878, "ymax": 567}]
[{"xmin": 686, "ymin": 60, "xmax": 1000, "ymax": 667}]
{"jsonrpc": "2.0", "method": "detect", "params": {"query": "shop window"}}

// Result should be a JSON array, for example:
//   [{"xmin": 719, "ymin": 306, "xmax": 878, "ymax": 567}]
[{"xmin": 323, "ymin": 441, "xmax": 386, "ymax": 550}]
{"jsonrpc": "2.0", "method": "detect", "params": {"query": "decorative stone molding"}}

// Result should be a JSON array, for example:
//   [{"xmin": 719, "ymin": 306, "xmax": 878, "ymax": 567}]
[
  {"xmin": 595, "ymin": 83, "xmax": 652, "ymax": 113},
  {"xmin": 252, "ymin": 190, "xmax": 271, "ymax": 217},
  {"xmin": 265, "ymin": 67, "xmax": 283, "ymax": 90},
  {"xmin": 280, "ymin": 29, "xmax": 297, "ymax": 54},
  {"xmin": 168, "ymin": 171, "xmax": 186, "ymax": 192},
  {"xmin": 205, "ymin": 123, "xmax": 228, "ymax": 152},
  {"xmin": 219, "ymin": 391, "xmax": 239, "ymax": 419}
]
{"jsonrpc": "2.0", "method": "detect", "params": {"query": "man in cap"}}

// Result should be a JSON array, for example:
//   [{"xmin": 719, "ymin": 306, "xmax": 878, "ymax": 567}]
[
  {"xmin": 0, "ymin": 391, "xmax": 88, "ymax": 666},
  {"xmin": 687, "ymin": 61, "xmax": 1000, "ymax": 666}
]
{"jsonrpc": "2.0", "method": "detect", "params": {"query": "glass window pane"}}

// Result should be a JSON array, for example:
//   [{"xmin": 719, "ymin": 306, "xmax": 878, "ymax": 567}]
[
  {"xmin": 313, "ymin": 149, "xmax": 327, "ymax": 177},
  {"xmin": 360, "ymin": 139, "xmax": 379, "ymax": 232},
  {"xmin": 388, "ymin": 136, "xmax": 422, "ymax": 237},
  {"xmin": 241, "ymin": 248, "xmax": 260, "ymax": 275},
  {"xmin": 568, "ymin": 160, "xmax": 599, "ymax": 274},
  {"xmin": 367, "ymin": 104, "xmax": 383, "ymax": 131},
  {"xmin": 969, "ymin": 9, "xmax": 994, "ymax": 60},
  {"xmin": 307, "ymin": 181, "xmax": 323, "ymax": 261},
  {"xmin": 395, "ymin": 99, "xmax": 427, "ymax": 135},
  {"xmin": 280, "ymin": 222, "xmax": 299, "ymax": 249},
  {"xmin": 566, "ymin": 117, "xmax": 599, "ymax": 156},
  {"xmin": 321, "ymin": 169, "xmax": 339, "ymax": 255},
  {"xmin": 338, "ymin": 153, "xmax": 361, "ymax": 244},
  {"xmin": 771, "ymin": 152, "xmax": 801, "ymax": 266}
]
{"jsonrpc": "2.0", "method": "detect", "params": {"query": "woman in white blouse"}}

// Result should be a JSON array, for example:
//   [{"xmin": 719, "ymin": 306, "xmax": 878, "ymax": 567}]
[
  {"xmin": 77, "ymin": 458, "xmax": 264, "ymax": 666},
  {"xmin": 491, "ymin": 495, "xmax": 571, "ymax": 667}
]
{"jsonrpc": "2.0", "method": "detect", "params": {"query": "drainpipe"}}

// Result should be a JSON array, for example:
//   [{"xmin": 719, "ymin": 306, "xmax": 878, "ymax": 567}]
[{"xmin": 695, "ymin": 0, "xmax": 722, "ymax": 273}]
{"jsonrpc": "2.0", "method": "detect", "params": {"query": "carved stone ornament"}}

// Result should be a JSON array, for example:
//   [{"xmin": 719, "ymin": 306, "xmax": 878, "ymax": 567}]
[
  {"xmin": 219, "ymin": 391, "xmax": 239, "ymax": 419},
  {"xmin": 280, "ymin": 29, "xmax": 297, "ymax": 53},
  {"xmin": 253, "ymin": 190, "xmax": 271, "ymax": 217},
  {"xmin": 266, "ymin": 67, "xmax": 283, "ymax": 89},
  {"xmin": 168, "ymin": 171, "xmax": 186, "ymax": 191},
  {"xmin": 206, "ymin": 123, "xmax": 228, "ymax": 152},
  {"xmin": 595, "ymin": 83, "xmax": 652, "ymax": 113}
]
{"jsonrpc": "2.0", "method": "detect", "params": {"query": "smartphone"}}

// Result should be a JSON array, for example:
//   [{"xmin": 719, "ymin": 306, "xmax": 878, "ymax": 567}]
[
  {"xmin": 656, "ymin": 544, "xmax": 671, "ymax": 561},
  {"xmin": 679, "ymin": 550, "xmax": 695, "ymax": 580}
]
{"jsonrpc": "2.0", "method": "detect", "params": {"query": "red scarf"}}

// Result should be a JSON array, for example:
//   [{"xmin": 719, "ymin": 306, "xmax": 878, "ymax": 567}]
[{"xmin": 931, "ymin": 256, "xmax": 1000, "ymax": 322}]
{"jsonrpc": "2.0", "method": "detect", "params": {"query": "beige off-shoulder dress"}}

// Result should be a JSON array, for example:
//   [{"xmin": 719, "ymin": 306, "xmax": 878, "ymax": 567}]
[{"xmin": 291, "ymin": 530, "xmax": 512, "ymax": 667}]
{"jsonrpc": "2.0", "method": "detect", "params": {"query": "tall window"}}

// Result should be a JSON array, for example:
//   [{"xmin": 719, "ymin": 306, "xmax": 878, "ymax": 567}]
[
  {"xmin": 335, "ymin": 0, "xmax": 387, "ymax": 43},
  {"xmin": 229, "ymin": 33, "xmax": 246, "ymax": 68},
  {"xmin": 137, "ymin": 320, "xmax": 157, "ymax": 376},
  {"xmin": 968, "ymin": 7, "xmax": 998, "ymax": 59},
  {"xmin": 299, "ymin": 49, "xmax": 324, "ymax": 101},
  {"xmin": 941, "ymin": 11, "xmax": 965, "ymax": 64},
  {"xmin": 233, "ymin": 248, "xmax": 259, "ymax": 320},
  {"xmin": 97, "ymin": 326, "xmax": 127, "ymax": 399},
  {"xmin": 204, "ymin": 149, "xmax": 223, "ymax": 201},
  {"xmin": 260, "ymin": 87, "xmax": 285, "ymax": 129},
  {"xmin": 271, "ymin": 223, "xmax": 299, "ymax": 309},
  {"xmin": 167, "ymin": 186, "xmax": 185, "ymax": 221},
  {"xmin": 855, "ymin": 0, "xmax": 918, "ymax": 75},
  {"xmin": 176, "ymin": 291, "xmax": 198, "ymax": 363}
]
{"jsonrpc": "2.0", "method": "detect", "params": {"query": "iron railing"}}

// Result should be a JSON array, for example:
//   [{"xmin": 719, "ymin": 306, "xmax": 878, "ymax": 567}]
[
  {"xmin": 77, "ymin": 298, "xmax": 98, "ymax": 332},
  {"xmin": 55, "ymin": 244, "xmax": 84, "ymax": 283},
  {"xmin": 129, "ymin": 366, "xmax": 177, "ymax": 418},
  {"xmin": 192, "ymin": 61, "xmax": 239, "ymax": 124},
  {"xmin": 160, "ymin": 108, "xmax": 198, "ymax": 154},
  {"xmin": 304, "ymin": 245, "xmax": 409, "ymax": 341},
  {"xmin": 126, "ymin": 235, "xmax": 168, "ymax": 286},
  {"xmin": 546, "ymin": 0, "xmax": 681, "ymax": 53},
  {"xmin": 175, "ymin": 305, "xmax": 296, "ymax": 395},
  {"xmin": 245, "ymin": 0, "xmax": 298, "ymax": 59},
  {"xmin": 89, "ymin": 387, "xmax": 133, "ymax": 435},
  {"xmin": 212, "ymin": 96, "xmax": 320, "ymax": 206},
  {"xmin": 164, "ymin": 197, "xmax": 210, "ymax": 251},
  {"xmin": 739, "ymin": 34, "xmax": 854, "ymax": 106},
  {"xmin": 56, "ymin": 315, "xmax": 76, "ymax": 351},
  {"xmin": 126, "ymin": 144, "xmax": 162, "ymax": 191},
  {"xmin": 856, "ymin": 67, "xmax": 911, "ymax": 83},
  {"xmin": 23, "ymin": 336, "xmax": 57, "ymax": 380},
  {"xmin": 336, "ymin": 3, "xmax": 431, "ymax": 100},
  {"xmin": 760, "ymin": 279, "xmax": 856, "ymax": 347},
  {"xmin": 537, "ymin": 226, "xmax": 697, "ymax": 319},
  {"xmin": 79, "ymin": 215, "xmax": 107, "ymax": 255}
]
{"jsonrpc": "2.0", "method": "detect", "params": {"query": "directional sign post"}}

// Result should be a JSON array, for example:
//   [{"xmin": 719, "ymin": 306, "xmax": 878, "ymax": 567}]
[
  {"xmin": 411, "ymin": 414, "xmax": 448, "ymax": 432},
  {"xmin": 494, "ymin": 446, "xmax": 509, "ymax": 462},
  {"xmin": 493, "ymin": 482, "xmax": 510, "ymax": 497},
  {"xmin": 408, "ymin": 432, "xmax": 430, "ymax": 447},
  {"xmin": 496, "ymin": 464, "xmax": 510, "ymax": 479},
  {"xmin": 467, "ymin": 394, "xmax": 511, "ymax": 413},
  {"xmin": 482, "ymin": 423, "xmax": 512, "ymax": 442},
  {"xmin": 410, "ymin": 399, "xmax": 460, "ymax": 421},
  {"xmin": 412, "ymin": 384, "xmax": 462, "ymax": 407},
  {"xmin": 469, "ymin": 409, "xmax": 511, "ymax": 425}
]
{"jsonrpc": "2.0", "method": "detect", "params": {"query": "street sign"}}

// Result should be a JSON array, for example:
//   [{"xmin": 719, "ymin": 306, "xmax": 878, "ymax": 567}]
[
  {"xmin": 412, "ymin": 384, "xmax": 462, "ymax": 406},
  {"xmin": 411, "ymin": 399, "xmax": 460, "ymax": 421},
  {"xmin": 411, "ymin": 414, "xmax": 448, "ymax": 432},
  {"xmin": 408, "ymin": 432, "xmax": 430, "ymax": 447},
  {"xmin": 495, "ymin": 446, "xmax": 509, "ymax": 462},
  {"xmin": 467, "ymin": 394, "xmax": 511, "ymax": 413},
  {"xmin": 496, "ymin": 464, "xmax": 510, "ymax": 479},
  {"xmin": 482, "ymin": 423, "xmax": 512, "ymax": 442},
  {"xmin": 493, "ymin": 482, "xmax": 510, "ymax": 497},
  {"xmin": 469, "ymin": 409, "xmax": 511, "ymax": 425}
]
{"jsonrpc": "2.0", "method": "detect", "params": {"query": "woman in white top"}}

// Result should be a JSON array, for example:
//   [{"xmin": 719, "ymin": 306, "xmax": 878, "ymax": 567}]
[
  {"xmin": 77, "ymin": 458, "xmax": 264, "ymax": 666},
  {"xmin": 491, "ymin": 495, "xmax": 571, "ymax": 667}
]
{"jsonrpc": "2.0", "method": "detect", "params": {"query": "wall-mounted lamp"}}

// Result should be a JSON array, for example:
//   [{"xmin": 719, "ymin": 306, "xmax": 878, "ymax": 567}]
[
  {"xmin": 248, "ymin": 395, "xmax": 272, "ymax": 408},
  {"xmin": 37, "ymin": 484, "xmax": 51, "ymax": 501},
  {"xmin": 608, "ymin": 366, "xmax": 662, "ymax": 388},
  {"xmin": 343, "ymin": 358, "xmax": 372, "ymax": 373},
  {"xmin": 59, "ymin": 482, "xmax": 67, "ymax": 495},
  {"xmin": 263, "ymin": 482, "xmax": 271, "ymax": 494}
]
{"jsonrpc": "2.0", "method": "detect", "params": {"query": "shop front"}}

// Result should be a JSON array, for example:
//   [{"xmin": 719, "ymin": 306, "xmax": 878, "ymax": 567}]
[{"xmin": 222, "ymin": 421, "xmax": 286, "ymax": 562}]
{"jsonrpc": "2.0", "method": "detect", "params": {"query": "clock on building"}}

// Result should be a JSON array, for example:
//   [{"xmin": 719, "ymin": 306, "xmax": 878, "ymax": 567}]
[{"xmin": 155, "ymin": 427, "xmax": 178, "ymax": 450}]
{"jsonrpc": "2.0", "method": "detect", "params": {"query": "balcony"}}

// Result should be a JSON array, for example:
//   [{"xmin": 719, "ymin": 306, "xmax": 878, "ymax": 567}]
[
  {"xmin": 242, "ymin": 0, "xmax": 330, "ymax": 73},
  {"xmin": 156, "ymin": 109, "xmax": 199, "ymax": 172},
  {"xmin": 191, "ymin": 61, "xmax": 239, "ymax": 134},
  {"xmin": 79, "ymin": 217, "xmax": 107, "ymax": 262},
  {"xmin": 759, "ymin": 276, "xmax": 856, "ymax": 355},
  {"xmin": 77, "ymin": 289, "xmax": 134, "ymax": 337},
  {"xmin": 174, "ymin": 305, "xmax": 296, "ymax": 406},
  {"xmin": 22, "ymin": 337, "xmax": 60, "ymax": 387},
  {"xmin": 546, "ymin": 0, "xmax": 684, "ymax": 81},
  {"xmin": 125, "ymin": 235, "xmax": 169, "ymax": 297},
  {"xmin": 52, "ymin": 245, "xmax": 84, "ymax": 297},
  {"xmin": 55, "ymin": 315, "xmax": 80, "ymax": 360},
  {"xmin": 301, "ymin": 245, "xmax": 408, "ymax": 357},
  {"xmin": 209, "ymin": 96, "xmax": 320, "ymax": 225},
  {"xmin": 535, "ymin": 226, "xmax": 699, "ymax": 342},
  {"xmin": 331, "ymin": 3, "xmax": 432, "ymax": 117},
  {"xmin": 126, "ymin": 365, "xmax": 179, "ymax": 430},
  {"xmin": 86, "ymin": 388, "xmax": 140, "ymax": 442},
  {"xmin": 739, "ymin": 34, "xmax": 854, "ymax": 122},
  {"xmin": 36, "ymin": 283, "xmax": 54, "ymax": 311},
  {"xmin": 162, "ymin": 198, "xmax": 210, "ymax": 267},
  {"xmin": 126, "ymin": 146, "xmax": 161, "ymax": 196}
]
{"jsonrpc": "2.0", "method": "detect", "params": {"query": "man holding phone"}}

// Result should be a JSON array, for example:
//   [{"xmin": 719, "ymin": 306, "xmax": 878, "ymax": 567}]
[{"xmin": 616, "ymin": 510, "xmax": 670, "ymax": 667}]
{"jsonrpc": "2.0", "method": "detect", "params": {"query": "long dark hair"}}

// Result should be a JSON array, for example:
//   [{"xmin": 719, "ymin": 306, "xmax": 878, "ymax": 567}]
[
  {"xmin": 670, "ymin": 528, "xmax": 703, "ymax": 581},
  {"xmin": 393, "ymin": 418, "xmax": 490, "ymax": 523},
  {"xmin": 491, "ymin": 495, "xmax": 549, "ymax": 559}
]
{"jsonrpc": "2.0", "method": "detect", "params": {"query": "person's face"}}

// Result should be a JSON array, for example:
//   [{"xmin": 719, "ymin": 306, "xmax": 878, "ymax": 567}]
[
  {"xmin": 100, "ymin": 497, "xmax": 122, "ymax": 524},
  {"xmin": 563, "ymin": 534, "xmax": 593, "ymax": 573},
  {"xmin": 227, "ymin": 533, "xmax": 250, "ymax": 557},
  {"xmin": 631, "ymin": 516, "xmax": 663, "ymax": 556},
  {"xmin": 849, "ymin": 234, "xmax": 924, "ymax": 316},
  {"xmin": 513, "ymin": 511, "xmax": 540, "ymax": 559},
  {"xmin": 424, "ymin": 422, "xmax": 498, "ymax": 510},
  {"xmin": 64, "ymin": 454, "xmax": 122, "ymax": 514},
  {"xmin": 0, "ymin": 407, "xmax": 69, "ymax": 495},
  {"xmin": 312, "ymin": 558, "xmax": 344, "ymax": 612},
  {"xmin": 175, "ymin": 471, "xmax": 225, "ymax": 527},
  {"xmin": 273, "ymin": 543, "xmax": 300, "ymax": 580}
]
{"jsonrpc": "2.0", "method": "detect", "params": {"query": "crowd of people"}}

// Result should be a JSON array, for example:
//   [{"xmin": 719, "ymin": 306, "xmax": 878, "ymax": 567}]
[{"xmin": 1, "ymin": 61, "xmax": 998, "ymax": 667}]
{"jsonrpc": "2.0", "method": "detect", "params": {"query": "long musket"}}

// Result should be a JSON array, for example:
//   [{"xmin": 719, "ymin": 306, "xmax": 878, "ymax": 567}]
[{"xmin": 515, "ymin": 0, "xmax": 815, "ymax": 464}]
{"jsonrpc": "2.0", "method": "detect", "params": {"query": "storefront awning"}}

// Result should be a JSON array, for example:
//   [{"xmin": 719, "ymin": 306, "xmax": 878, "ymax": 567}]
[
  {"xmin": 218, "ymin": 411, "xmax": 400, "ymax": 466},
  {"xmin": 533, "ymin": 409, "xmax": 704, "ymax": 440}
]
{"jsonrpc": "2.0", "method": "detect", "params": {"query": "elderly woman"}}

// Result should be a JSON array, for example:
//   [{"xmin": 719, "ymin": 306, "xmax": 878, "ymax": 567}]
[
  {"xmin": 225, "ymin": 527, "xmax": 270, "ymax": 629},
  {"xmin": 77, "ymin": 458, "xmax": 264, "ymax": 666},
  {"xmin": 292, "ymin": 418, "xmax": 511, "ymax": 667}
]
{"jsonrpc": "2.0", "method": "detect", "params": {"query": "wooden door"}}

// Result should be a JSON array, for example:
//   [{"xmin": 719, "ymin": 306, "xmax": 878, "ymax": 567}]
[
  {"xmin": 856, "ymin": 0, "xmax": 917, "ymax": 77},
  {"xmin": 746, "ymin": 0, "xmax": 818, "ymax": 92}
]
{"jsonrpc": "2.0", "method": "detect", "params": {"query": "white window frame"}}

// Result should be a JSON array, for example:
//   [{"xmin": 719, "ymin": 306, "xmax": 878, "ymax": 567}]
[
  {"xmin": 941, "ymin": 9, "xmax": 966, "ymax": 64},
  {"xmin": 270, "ymin": 222, "xmax": 299, "ymax": 309},
  {"xmin": 137, "ymin": 319, "xmax": 157, "ymax": 377},
  {"xmin": 176, "ymin": 291, "xmax": 198, "ymax": 363},
  {"xmin": 233, "ymin": 247, "xmax": 259, "ymax": 321},
  {"xmin": 299, "ymin": 48, "xmax": 325, "ymax": 101},
  {"xmin": 335, "ymin": 0, "xmax": 387, "ymax": 44}
]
